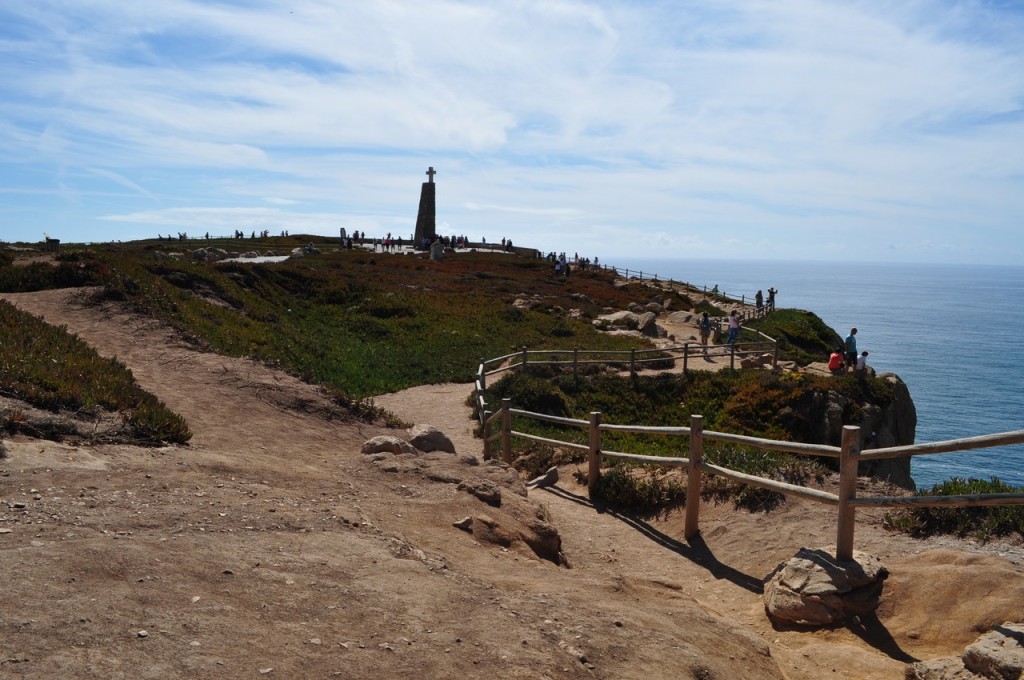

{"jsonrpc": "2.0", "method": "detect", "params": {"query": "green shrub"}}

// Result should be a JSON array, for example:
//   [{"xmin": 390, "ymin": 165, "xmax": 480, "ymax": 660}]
[
  {"xmin": 694, "ymin": 300, "xmax": 724, "ymax": 316},
  {"xmin": 592, "ymin": 466, "xmax": 686, "ymax": 514},
  {"xmin": 884, "ymin": 477, "xmax": 1024, "ymax": 542},
  {"xmin": 746, "ymin": 309, "xmax": 841, "ymax": 365}
]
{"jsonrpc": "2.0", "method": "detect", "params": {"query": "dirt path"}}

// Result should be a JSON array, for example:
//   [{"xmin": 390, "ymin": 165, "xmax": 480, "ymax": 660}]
[{"xmin": 3, "ymin": 289, "xmax": 1024, "ymax": 679}]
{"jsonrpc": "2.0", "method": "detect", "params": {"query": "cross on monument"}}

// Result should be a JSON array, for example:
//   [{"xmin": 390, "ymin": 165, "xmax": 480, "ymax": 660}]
[{"xmin": 426, "ymin": 166, "xmax": 436, "ymax": 183}]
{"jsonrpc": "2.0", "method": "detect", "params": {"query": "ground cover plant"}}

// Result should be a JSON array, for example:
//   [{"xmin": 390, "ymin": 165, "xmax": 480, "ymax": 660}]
[
  {"xmin": 884, "ymin": 477, "xmax": 1024, "ymax": 543},
  {"xmin": 744, "ymin": 308, "xmax": 842, "ymax": 365},
  {"xmin": 2, "ymin": 240, "xmax": 655, "ymax": 399},
  {"xmin": 0, "ymin": 299, "xmax": 190, "ymax": 445}
]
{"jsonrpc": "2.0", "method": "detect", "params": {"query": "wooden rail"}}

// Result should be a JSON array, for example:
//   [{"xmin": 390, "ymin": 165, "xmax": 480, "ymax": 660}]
[
  {"xmin": 475, "ymin": 352, "xmax": 1024, "ymax": 561},
  {"xmin": 595, "ymin": 264, "xmax": 775, "ymax": 319},
  {"xmin": 476, "ymin": 339, "xmax": 778, "ymax": 394}
]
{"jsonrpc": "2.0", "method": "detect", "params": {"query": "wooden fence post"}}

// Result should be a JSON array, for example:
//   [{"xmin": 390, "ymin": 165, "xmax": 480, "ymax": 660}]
[
  {"xmin": 630, "ymin": 349, "xmax": 636, "ymax": 378},
  {"xmin": 683, "ymin": 343, "xmax": 689, "ymax": 374},
  {"xmin": 482, "ymin": 409, "xmax": 492, "ymax": 459},
  {"xmin": 520, "ymin": 345, "xmax": 528, "ymax": 370},
  {"xmin": 836, "ymin": 425, "xmax": 861, "ymax": 561},
  {"xmin": 588, "ymin": 411, "xmax": 602, "ymax": 494},
  {"xmin": 501, "ymin": 398, "xmax": 513, "ymax": 464},
  {"xmin": 573, "ymin": 347, "xmax": 579, "ymax": 378},
  {"xmin": 772, "ymin": 342, "xmax": 778, "ymax": 369},
  {"xmin": 685, "ymin": 414, "xmax": 704, "ymax": 539},
  {"xmin": 479, "ymin": 359, "xmax": 486, "ymax": 390},
  {"xmin": 729, "ymin": 342, "xmax": 736, "ymax": 370}
]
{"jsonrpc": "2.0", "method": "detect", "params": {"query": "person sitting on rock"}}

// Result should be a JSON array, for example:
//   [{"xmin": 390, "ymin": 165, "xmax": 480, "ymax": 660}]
[
  {"xmin": 855, "ymin": 351, "xmax": 870, "ymax": 377},
  {"xmin": 828, "ymin": 349, "xmax": 845, "ymax": 374}
]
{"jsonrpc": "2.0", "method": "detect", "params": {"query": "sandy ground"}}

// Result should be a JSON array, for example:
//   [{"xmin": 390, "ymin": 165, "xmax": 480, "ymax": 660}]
[{"xmin": 2, "ymin": 288, "xmax": 1024, "ymax": 680}]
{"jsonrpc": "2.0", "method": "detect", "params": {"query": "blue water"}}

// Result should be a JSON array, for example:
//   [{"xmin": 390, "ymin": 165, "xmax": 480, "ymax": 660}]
[{"xmin": 618, "ymin": 259, "xmax": 1024, "ymax": 489}]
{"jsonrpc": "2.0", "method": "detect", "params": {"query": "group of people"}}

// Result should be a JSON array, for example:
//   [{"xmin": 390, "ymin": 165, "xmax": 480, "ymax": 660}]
[
  {"xmin": 547, "ymin": 252, "xmax": 600, "ymax": 276},
  {"xmin": 828, "ymin": 327, "xmax": 870, "ymax": 376},
  {"xmin": 696, "ymin": 309, "xmax": 742, "ymax": 348},
  {"xmin": 754, "ymin": 287, "xmax": 777, "ymax": 313}
]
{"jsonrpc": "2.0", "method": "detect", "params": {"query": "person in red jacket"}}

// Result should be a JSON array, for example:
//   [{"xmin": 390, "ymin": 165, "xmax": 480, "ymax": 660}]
[{"xmin": 828, "ymin": 350, "xmax": 845, "ymax": 374}]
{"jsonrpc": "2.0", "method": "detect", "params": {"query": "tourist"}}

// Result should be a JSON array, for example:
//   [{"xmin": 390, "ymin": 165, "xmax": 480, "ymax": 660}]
[
  {"xmin": 755, "ymin": 289, "xmax": 763, "ymax": 312},
  {"xmin": 856, "ymin": 351, "xmax": 870, "ymax": 377},
  {"xmin": 828, "ymin": 349, "xmax": 845, "ymax": 374},
  {"xmin": 699, "ymin": 312, "xmax": 712, "ymax": 348},
  {"xmin": 844, "ymin": 328, "xmax": 858, "ymax": 371},
  {"xmin": 767, "ymin": 287, "xmax": 777, "ymax": 311},
  {"xmin": 726, "ymin": 310, "xmax": 740, "ymax": 346}
]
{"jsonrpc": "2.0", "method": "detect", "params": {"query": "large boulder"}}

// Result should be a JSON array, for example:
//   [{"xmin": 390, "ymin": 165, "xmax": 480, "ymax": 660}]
[
  {"xmin": 636, "ymin": 311, "xmax": 658, "ymax": 335},
  {"xmin": 408, "ymin": 424, "xmax": 456, "ymax": 453},
  {"xmin": 963, "ymin": 623, "xmax": 1024, "ymax": 679},
  {"xmin": 908, "ymin": 623, "xmax": 1024, "ymax": 680},
  {"xmin": 597, "ymin": 311, "xmax": 641, "ymax": 330},
  {"xmin": 763, "ymin": 547, "xmax": 888, "ymax": 626}
]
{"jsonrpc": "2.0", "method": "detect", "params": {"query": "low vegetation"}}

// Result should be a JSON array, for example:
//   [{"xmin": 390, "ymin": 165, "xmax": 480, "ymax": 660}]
[
  {"xmin": 0, "ymin": 299, "xmax": 190, "ymax": 445},
  {"xmin": 745, "ymin": 308, "xmax": 841, "ymax": 365},
  {"xmin": 884, "ymin": 477, "xmax": 1024, "ymax": 543}
]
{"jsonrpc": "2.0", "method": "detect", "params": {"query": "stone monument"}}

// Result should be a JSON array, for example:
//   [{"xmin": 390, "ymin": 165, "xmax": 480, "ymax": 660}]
[{"xmin": 413, "ymin": 166, "xmax": 437, "ymax": 249}]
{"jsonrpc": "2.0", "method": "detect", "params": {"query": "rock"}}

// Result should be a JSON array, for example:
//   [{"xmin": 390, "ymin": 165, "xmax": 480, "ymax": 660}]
[
  {"xmin": 457, "ymin": 480, "xmax": 502, "ymax": 507},
  {"xmin": 452, "ymin": 517, "xmax": 473, "ymax": 532},
  {"xmin": 408, "ymin": 424, "xmax": 456, "ymax": 454},
  {"xmin": 361, "ymin": 436, "xmax": 418, "ymax": 456},
  {"xmin": 763, "ymin": 547, "xmax": 888, "ymax": 626},
  {"xmin": 457, "ymin": 453, "xmax": 480, "ymax": 466},
  {"xmin": 627, "ymin": 302, "xmax": 644, "ymax": 313},
  {"xmin": 598, "ymin": 311, "xmax": 641, "ymax": 330},
  {"xmin": 527, "ymin": 467, "xmax": 559, "ymax": 489},
  {"xmin": 636, "ymin": 312, "xmax": 658, "ymax": 335},
  {"xmin": 906, "ymin": 658, "xmax": 976, "ymax": 679},
  {"xmin": 644, "ymin": 302, "xmax": 663, "ymax": 314},
  {"xmin": 523, "ymin": 519, "xmax": 563, "ymax": 563},
  {"xmin": 962, "ymin": 623, "xmax": 1024, "ymax": 679},
  {"xmin": 861, "ymin": 374, "xmax": 917, "ymax": 489}
]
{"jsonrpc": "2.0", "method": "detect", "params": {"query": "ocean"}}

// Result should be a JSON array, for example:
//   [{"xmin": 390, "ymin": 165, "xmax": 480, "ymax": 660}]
[{"xmin": 616, "ymin": 258, "xmax": 1024, "ymax": 489}]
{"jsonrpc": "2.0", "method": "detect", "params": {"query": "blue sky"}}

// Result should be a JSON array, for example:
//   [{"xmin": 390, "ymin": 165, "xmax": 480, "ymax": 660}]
[{"xmin": 2, "ymin": 1, "xmax": 1023, "ymax": 264}]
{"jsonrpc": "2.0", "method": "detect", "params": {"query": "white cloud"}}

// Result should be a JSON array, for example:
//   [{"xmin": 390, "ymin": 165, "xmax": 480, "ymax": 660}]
[{"xmin": 0, "ymin": 0, "xmax": 1022, "ymax": 262}]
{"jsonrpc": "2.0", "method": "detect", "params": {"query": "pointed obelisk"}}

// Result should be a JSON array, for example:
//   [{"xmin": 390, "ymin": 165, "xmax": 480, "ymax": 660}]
[{"xmin": 413, "ymin": 166, "xmax": 437, "ymax": 249}]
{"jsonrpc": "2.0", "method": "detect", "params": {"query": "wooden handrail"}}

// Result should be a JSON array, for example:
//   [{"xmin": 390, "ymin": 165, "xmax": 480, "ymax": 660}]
[{"xmin": 474, "ymin": 347, "xmax": 1024, "ymax": 561}]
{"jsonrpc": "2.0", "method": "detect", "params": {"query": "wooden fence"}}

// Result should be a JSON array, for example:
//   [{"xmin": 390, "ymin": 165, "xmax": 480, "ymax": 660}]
[
  {"xmin": 595, "ymin": 265, "xmax": 774, "ymax": 319},
  {"xmin": 474, "ymin": 351, "xmax": 1024, "ymax": 562}
]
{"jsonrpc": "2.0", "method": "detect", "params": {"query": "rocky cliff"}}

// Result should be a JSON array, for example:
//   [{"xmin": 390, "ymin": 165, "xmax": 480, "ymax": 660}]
[{"xmin": 806, "ymin": 372, "xmax": 918, "ymax": 489}]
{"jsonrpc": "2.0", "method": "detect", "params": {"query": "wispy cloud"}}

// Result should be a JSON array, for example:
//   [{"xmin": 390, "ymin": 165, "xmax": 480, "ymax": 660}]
[{"xmin": 0, "ymin": 0, "xmax": 1022, "ymax": 262}]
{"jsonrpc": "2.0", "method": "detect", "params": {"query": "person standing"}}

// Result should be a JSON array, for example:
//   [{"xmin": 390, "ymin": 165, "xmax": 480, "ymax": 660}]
[
  {"xmin": 767, "ymin": 287, "xmax": 777, "ymax": 311},
  {"xmin": 699, "ymin": 312, "xmax": 712, "ymax": 349},
  {"xmin": 844, "ymin": 328, "xmax": 858, "ymax": 371},
  {"xmin": 726, "ymin": 310, "xmax": 741, "ymax": 346},
  {"xmin": 755, "ymin": 290, "xmax": 764, "ymax": 312}
]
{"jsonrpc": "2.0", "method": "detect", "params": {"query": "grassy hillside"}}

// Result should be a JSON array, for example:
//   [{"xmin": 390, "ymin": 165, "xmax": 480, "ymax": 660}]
[{"xmin": 0, "ymin": 299, "xmax": 191, "ymax": 445}]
